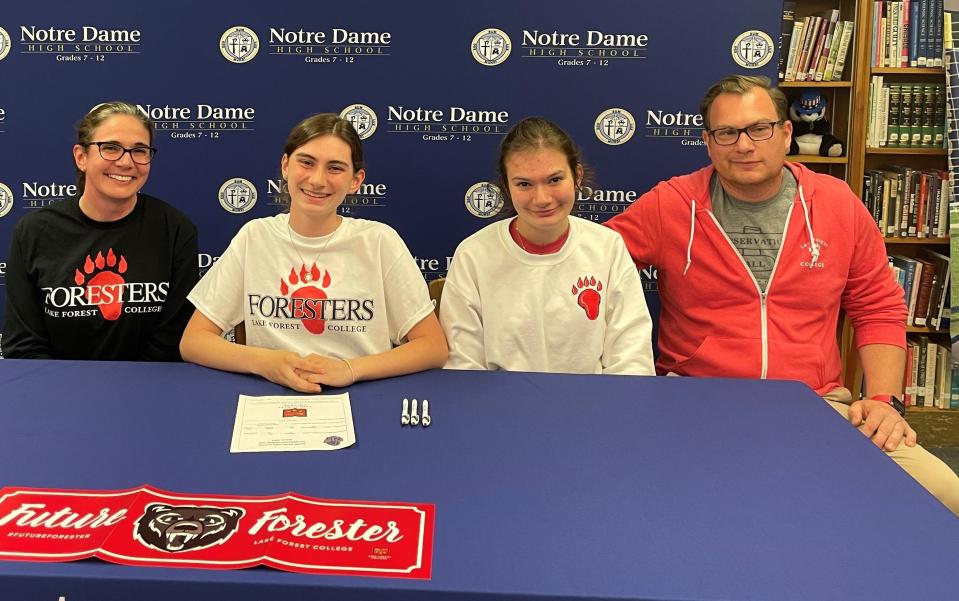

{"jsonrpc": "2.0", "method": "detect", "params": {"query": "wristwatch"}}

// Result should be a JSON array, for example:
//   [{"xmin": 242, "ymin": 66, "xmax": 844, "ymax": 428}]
[{"xmin": 869, "ymin": 394, "xmax": 906, "ymax": 417}]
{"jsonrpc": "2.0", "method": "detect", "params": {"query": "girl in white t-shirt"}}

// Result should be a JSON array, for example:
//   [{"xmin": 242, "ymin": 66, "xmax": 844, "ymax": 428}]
[
  {"xmin": 180, "ymin": 113, "xmax": 448, "ymax": 392},
  {"xmin": 440, "ymin": 117, "xmax": 654, "ymax": 375}
]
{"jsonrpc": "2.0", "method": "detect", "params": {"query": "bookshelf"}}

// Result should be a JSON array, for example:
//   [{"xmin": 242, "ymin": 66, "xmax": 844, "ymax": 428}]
[
  {"xmin": 844, "ymin": 0, "xmax": 954, "ymax": 410},
  {"xmin": 781, "ymin": 0, "xmax": 860, "ymax": 181}
]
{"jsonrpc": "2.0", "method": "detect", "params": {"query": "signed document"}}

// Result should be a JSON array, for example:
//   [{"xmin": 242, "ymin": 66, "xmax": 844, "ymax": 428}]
[{"xmin": 230, "ymin": 393, "xmax": 356, "ymax": 453}]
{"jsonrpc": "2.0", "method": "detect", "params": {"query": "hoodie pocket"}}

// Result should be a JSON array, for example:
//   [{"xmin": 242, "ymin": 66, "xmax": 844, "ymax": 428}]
[
  {"xmin": 674, "ymin": 336, "xmax": 762, "ymax": 379},
  {"xmin": 766, "ymin": 340, "xmax": 826, "ymax": 387}
]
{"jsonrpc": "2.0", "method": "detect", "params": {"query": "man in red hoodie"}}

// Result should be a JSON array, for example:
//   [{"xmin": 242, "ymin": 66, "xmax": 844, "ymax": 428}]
[{"xmin": 607, "ymin": 74, "xmax": 959, "ymax": 515}]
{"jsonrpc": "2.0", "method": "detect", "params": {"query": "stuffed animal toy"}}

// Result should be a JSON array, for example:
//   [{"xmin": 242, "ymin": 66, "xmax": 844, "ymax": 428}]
[{"xmin": 788, "ymin": 90, "xmax": 844, "ymax": 157}]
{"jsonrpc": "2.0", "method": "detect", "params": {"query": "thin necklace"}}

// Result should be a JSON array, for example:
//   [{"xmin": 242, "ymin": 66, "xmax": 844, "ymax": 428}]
[
  {"xmin": 286, "ymin": 216, "xmax": 341, "ymax": 282},
  {"xmin": 513, "ymin": 219, "xmax": 569, "ymax": 254}
]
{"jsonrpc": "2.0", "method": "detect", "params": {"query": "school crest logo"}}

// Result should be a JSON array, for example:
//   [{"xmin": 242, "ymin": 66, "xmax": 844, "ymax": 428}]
[
  {"xmin": 572, "ymin": 276, "xmax": 603, "ymax": 320},
  {"xmin": 471, "ymin": 28, "xmax": 511, "ymax": 66},
  {"xmin": 218, "ymin": 178, "xmax": 258, "ymax": 214},
  {"xmin": 0, "ymin": 182, "xmax": 13, "ymax": 218},
  {"xmin": 220, "ymin": 26, "xmax": 259, "ymax": 63},
  {"xmin": 135, "ymin": 503, "xmax": 244, "ymax": 553},
  {"xmin": 464, "ymin": 182, "xmax": 503, "ymax": 218},
  {"xmin": 731, "ymin": 30, "xmax": 774, "ymax": 69},
  {"xmin": 340, "ymin": 104, "xmax": 378, "ymax": 140},
  {"xmin": 0, "ymin": 27, "xmax": 11, "ymax": 62},
  {"xmin": 594, "ymin": 108, "xmax": 636, "ymax": 146}
]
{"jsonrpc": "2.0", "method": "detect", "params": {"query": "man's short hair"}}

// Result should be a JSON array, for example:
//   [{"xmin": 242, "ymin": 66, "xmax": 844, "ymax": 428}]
[{"xmin": 700, "ymin": 75, "xmax": 788, "ymax": 130}]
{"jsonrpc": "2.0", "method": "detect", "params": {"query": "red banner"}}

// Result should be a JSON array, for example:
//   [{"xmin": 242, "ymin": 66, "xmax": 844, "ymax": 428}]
[{"xmin": 0, "ymin": 485, "xmax": 434, "ymax": 579}]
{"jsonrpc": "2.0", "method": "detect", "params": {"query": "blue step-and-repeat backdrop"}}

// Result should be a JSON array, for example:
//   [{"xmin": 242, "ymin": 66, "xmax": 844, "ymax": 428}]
[{"xmin": 0, "ymin": 0, "xmax": 780, "ymax": 336}]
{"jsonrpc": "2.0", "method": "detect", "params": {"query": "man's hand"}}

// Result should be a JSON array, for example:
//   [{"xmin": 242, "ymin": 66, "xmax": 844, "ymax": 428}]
[{"xmin": 847, "ymin": 399, "xmax": 917, "ymax": 452}]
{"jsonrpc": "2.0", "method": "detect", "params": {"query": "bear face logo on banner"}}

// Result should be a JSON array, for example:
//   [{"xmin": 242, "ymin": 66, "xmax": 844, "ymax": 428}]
[
  {"xmin": 340, "ymin": 104, "xmax": 378, "ymax": 140},
  {"xmin": 464, "ymin": 182, "xmax": 503, "ymax": 218},
  {"xmin": 135, "ymin": 503, "xmax": 245, "ymax": 553},
  {"xmin": 220, "ymin": 26, "xmax": 259, "ymax": 63},
  {"xmin": 471, "ymin": 28, "xmax": 511, "ymax": 66},
  {"xmin": 594, "ymin": 108, "xmax": 636, "ymax": 146},
  {"xmin": 0, "ymin": 183, "xmax": 13, "ymax": 218},
  {"xmin": 218, "ymin": 178, "xmax": 258, "ymax": 214},
  {"xmin": 731, "ymin": 30, "xmax": 773, "ymax": 69}
]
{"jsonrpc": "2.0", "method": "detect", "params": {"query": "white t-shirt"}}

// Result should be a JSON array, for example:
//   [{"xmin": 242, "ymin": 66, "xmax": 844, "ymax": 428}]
[
  {"xmin": 188, "ymin": 215, "xmax": 434, "ymax": 359},
  {"xmin": 440, "ymin": 216, "xmax": 655, "ymax": 375}
]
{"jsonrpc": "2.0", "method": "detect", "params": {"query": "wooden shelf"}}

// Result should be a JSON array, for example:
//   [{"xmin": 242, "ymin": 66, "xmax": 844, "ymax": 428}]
[
  {"xmin": 779, "ymin": 81, "xmax": 853, "ymax": 88},
  {"xmin": 906, "ymin": 406, "xmax": 957, "ymax": 413},
  {"xmin": 865, "ymin": 147, "xmax": 947, "ymax": 155},
  {"xmin": 905, "ymin": 325, "xmax": 947, "ymax": 333},
  {"xmin": 790, "ymin": 155, "xmax": 848, "ymax": 163},
  {"xmin": 871, "ymin": 67, "xmax": 946, "ymax": 75},
  {"xmin": 884, "ymin": 237, "xmax": 949, "ymax": 244}
]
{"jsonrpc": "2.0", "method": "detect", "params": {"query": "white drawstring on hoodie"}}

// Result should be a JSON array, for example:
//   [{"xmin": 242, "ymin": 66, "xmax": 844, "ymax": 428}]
[{"xmin": 682, "ymin": 183, "xmax": 818, "ymax": 275}]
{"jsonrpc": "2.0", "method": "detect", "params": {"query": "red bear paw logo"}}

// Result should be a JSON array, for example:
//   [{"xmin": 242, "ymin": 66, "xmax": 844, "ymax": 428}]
[
  {"xmin": 571, "ymin": 276, "xmax": 603, "ymax": 321},
  {"xmin": 74, "ymin": 249, "xmax": 128, "ymax": 321},
  {"xmin": 280, "ymin": 263, "xmax": 331, "ymax": 335}
]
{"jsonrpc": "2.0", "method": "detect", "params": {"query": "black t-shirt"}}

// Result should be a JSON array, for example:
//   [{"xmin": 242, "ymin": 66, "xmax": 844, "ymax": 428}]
[{"xmin": 2, "ymin": 194, "xmax": 198, "ymax": 360}]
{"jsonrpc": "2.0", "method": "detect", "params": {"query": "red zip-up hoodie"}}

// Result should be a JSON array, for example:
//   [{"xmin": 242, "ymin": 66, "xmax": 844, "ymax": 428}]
[{"xmin": 607, "ymin": 162, "xmax": 906, "ymax": 395}]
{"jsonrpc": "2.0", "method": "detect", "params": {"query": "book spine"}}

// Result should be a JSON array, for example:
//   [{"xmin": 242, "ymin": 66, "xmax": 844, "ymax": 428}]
[
  {"xmin": 833, "ymin": 21, "xmax": 855, "ymax": 79},
  {"xmin": 879, "ymin": 173, "xmax": 891, "ymax": 233},
  {"xmin": 888, "ymin": 84, "xmax": 902, "ymax": 146},
  {"xmin": 910, "ymin": 0, "xmax": 921, "ymax": 65},
  {"xmin": 779, "ymin": 2, "xmax": 797, "ymax": 80},
  {"xmin": 899, "ymin": 86, "xmax": 913, "ymax": 147},
  {"xmin": 899, "ymin": 169, "xmax": 912, "ymax": 236},
  {"xmin": 916, "ymin": 172, "xmax": 928, "ymax": 238},
  {"xmin": 898, "ymin": 0, "xmax": 906, "ymax": 65},
  {"xmin": 924, "ymin": 339, "xmax": 937, "ymax": 403},
  {"xmin": 908, "ymin": 173, "xmax": 919, "ymax": 236},
  {"xmin": 881, "ymin": 84, "xmax": 890, "ymax": 147},
  {"xmin": 921, "ymin": 83, "xmax": 935, "ymax": 147},
  {"xmin": 888, "ymin": 1, "xmax": 898, "ymax": 67},
  {"xmin": 951, "ymin": 362, "xmax": 959, "ymax": 409},
  {"xmin": 797, "ymin": 16, "xmax": 819, "ymax": 80},
  {"xmin": 916, "ymin": 337, "xmax": 928, "ymax": 405},
  {"xmin": 807, "ymin": 17, "xmax": 830, "ymax": 79},
  {"xmin": 936, "ymin": 346, "xmax": 948, "ymax": 407},
  {"xmin": 934, "ymin": 83, "xmax": 945, "ymax": 148},
  {"xmin": 785, "ymin": 21, "xmax": 805, "ymax": 81},
  {"xmin": 888, "ymin": 173, "xmax": 902, "ymax": 235},
  {"xmin": 873, "ymin": 172, "xmax": 885, "ymax": 226},
  {"xmin": 823, "ymin": 21, "xmax": 844, "ymax": 80},
  {"xmin": 815, "ymin": 10, "xmax": 840, "ymax": 80},
  {"xmin": 936, "ymin": 170, "xmax": 949, "ymax": 237},
  {"xmin": 903, "ymin": 0, "xmax": 912, "ymax": 66},
  {"xmin": 908, "ymin": 260, "xmax": 924, "ymax": 320},
  {"xmin": 934, "ymin": 0, "xmax": 944, "ymax": 66},
  {"xmin": 919, "ymin": 0, "xmax": 929, "ymax": 66},
  {"xmin": 885, "ymin": 2, "xmax": 894, "ymax": 66},
  {"xmin": 913, "ymin": 259, "xmax": 935, "ymax": 324},
  {"xmin": 910, "ymin": 84, "xmax": 923, "ymax": 147},
  {"xmin": 911, "ymin": 338, "xmax": 922, "ymax": 404}
]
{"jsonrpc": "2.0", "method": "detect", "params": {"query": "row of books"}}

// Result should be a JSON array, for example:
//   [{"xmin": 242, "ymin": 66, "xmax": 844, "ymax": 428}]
[
  {"xmin": 863, "ymin": 167, "xmax": 949, "ymax": 238},
  {"xmin": 889, "ymin": 249, "xmax": 951, "ymax": 331},
  {"xmin": 865, "ymin": 77, "xmax": 946, "ymax": 148},
  {"xmin": 779, "ymin": 5, "xmax": 855, "ymax": 82},
  {"xmin": 902, "ymin": 336, "xmax": 957, "ymax": 408},
  {"xmin": 871, "ymin": 0, "xmax": 945, "ymax": 68}
]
